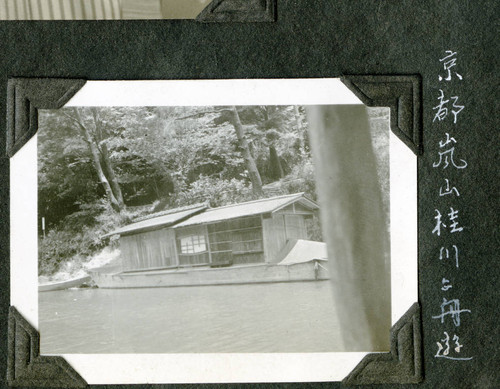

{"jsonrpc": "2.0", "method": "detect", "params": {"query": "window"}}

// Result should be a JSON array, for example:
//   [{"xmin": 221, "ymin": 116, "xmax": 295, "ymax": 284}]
[{"xmin": 180, "ymin": 235, "xmax": 207, "ymax": 254}]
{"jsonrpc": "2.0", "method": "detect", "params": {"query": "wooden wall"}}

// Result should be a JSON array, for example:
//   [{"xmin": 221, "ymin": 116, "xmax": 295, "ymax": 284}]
[
  {"xmin": 120, "ymin": 228, "xmax": 177, "ymax": 271},
  {"xmin": 119, "ymin": 210, "xmax": 310, "ymax": 271},
  {"xmin": 262, "ymin": 213, "xmax": 308, "ymax": 263}
]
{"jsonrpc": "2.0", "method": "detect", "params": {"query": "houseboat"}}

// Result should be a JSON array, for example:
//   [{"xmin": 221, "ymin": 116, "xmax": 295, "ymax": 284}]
[{"xmin": 89, "ymin": 193, "xmax": 329, "ymax": 288}]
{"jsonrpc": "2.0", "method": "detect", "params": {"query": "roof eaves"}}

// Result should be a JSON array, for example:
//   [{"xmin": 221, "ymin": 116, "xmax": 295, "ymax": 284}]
[
  {"xmin": 174, "ymin": 193, "xmax": 314, "ymax": 228},
  {"xmin": 298, "ymin": 195, "xmax": 320, "ymax": 209},
  {"xmin": 193, "ymin": 192, "xmax": 301, "ymax": 213},
  {"xmin": 132, "ymin": 203, "xmax": 208, "ymax": 223},
  {"xmin": 270, "ymin": 192, "xmax": 318, "ymax": 213},
  {"xmin": 101, "ymin": 205, "xmax": 207, "ymax": 239}
]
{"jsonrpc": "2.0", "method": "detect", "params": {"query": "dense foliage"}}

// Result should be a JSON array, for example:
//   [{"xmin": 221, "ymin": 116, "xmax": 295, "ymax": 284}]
[{"xmin": 38, "ymin": 105, "xmax": 389, "ymax": 277}]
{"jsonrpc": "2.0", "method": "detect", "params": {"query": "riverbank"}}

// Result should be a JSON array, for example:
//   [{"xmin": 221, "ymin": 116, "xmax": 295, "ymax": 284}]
[{"xmin": 38, "ymin": 247, "xmax": 120, "ymax": 285}]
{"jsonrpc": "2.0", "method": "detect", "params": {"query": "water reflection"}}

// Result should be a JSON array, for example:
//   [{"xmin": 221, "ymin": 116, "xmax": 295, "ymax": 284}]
[{"xmin": 39, "ymin": 281, "xmax": 344, "ymax": 354}]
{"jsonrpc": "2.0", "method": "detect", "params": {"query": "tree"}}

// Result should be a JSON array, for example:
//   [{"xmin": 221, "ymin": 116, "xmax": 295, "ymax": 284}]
[
  {"xmin": 38, "ymin": 110, "xmax": 101, "ymax": 229},
  {"xmin": 237, "ymin": 105, "xmax": 308, "ymax": 181},
  {"xmin": 268, "ymin": 144, "xmax": 284, "ymax": 180},
  {"xmin": 293, "ymin": 105, "xmax": 308, "ymax": 156},
  {"xmin": 171, "ymin": 106, "xmax": 264, "ymax": 196},
  {"xmin": 228, "ymin": 106, "xmax": 263, "ymax": 195},
  {"xmin": 62, "ymin": 107, "xmax": 125, "ymax": 211}
]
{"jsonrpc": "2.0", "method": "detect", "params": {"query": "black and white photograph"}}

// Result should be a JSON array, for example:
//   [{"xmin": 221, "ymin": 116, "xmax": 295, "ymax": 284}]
[
  {"xmin": 0, "ymin": 0, "xmax": 212, "ymax": 20},
  {"xmin": 36, "ymin": 98, "xmax": 391, "ymax": 354},
  {"xmin": 7, "ymin": 78, "xmax": 417, "ymax": 383}
]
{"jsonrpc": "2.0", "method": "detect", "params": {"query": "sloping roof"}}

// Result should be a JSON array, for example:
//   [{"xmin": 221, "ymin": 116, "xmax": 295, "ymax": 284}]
[
  {"xmin": 278, "ymin": 240, "xmax": 328, "ymax": 265},
  {"xmin": 174, "ymin": 193, "xmax": 318, "ymax": 228},
  {"xmin": 132, "ymin": 203, "xmax": 207, "ymax": 222},
  {"xmin": 102, "ymin": 205, "xmax": 207, "ymax": 238}
]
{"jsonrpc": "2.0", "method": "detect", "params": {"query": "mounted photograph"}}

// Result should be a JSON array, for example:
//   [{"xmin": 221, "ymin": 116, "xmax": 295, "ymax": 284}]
[
  {"xmin": 37, "ymin": 100, "xmax": 391, "ymax": 354},
  {"xmin": 10, "ymin": 79, "xmax": 416, "ymax": 383}
]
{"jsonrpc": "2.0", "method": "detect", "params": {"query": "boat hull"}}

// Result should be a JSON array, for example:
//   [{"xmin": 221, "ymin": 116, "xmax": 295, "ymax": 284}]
[
  {"xmin": 89, "ymin": 261, "xmax": 329, "ymax": 289},
  {"xmin": 39, "ymin": 276, "xmax": 92, "ymax": 292}
]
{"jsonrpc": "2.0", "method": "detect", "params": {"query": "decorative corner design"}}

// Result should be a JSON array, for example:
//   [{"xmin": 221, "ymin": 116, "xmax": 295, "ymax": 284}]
[
  {"xmin": 341, "ymin": 75, "xmax": 423, "ymax": 155},
  {"xmin": 196, "ymin": 0, "xmax": 276, "ymax": 22},
  {"xmin": 7, "ymin": 306, "xmax": 87, "ymax": 388},
  {"xmin": 6, "ymin": 78, "xmax": 86, "ymax": 158},
  {"xmin": 343, "ymin": 302, "xmax": 423, "ymax": 385}
]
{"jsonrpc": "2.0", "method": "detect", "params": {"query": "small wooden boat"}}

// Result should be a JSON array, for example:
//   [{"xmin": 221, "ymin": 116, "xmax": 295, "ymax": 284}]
[{"xmin": 38, "ymin": 276, "xmax": 92, "ymax": 292}]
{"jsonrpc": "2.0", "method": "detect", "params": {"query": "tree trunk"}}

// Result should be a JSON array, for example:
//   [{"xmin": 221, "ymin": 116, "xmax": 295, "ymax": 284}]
[
  {"xmin": 88, "ymin": 107, "xmax": 126, "ymax": 209},
  {"xmin": 294, "ymin": 105, "xmax": 306, "ymax": 155},
  {"xmin": 84, "ymin": 127, "xmax": 123, "ymax": 212},
  {"xmin": 306, "ymin": 105, "xmax": 391, "ymax": 352},
  {"xmin": 268, "ymin": 145, "xmax": 284, "ymax": 180},
  {"xmin": 152, "ymin": 177, "xmax": 161, "ymax": 199},
  {"xmin": 70, "ymin": 109, "xmax": 124, "ymax": 212},
  {"xmin": 229, "ymin": 106, "xmax": 263, "ymax": 196},
  {"xmin": 99, "ymin": 142, "xmax": 125, "ymax": 209}
]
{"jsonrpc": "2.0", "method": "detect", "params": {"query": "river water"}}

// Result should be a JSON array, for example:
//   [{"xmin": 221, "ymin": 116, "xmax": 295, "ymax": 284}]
[{"xmin": 39, "ymin": 281, "xmax": 345, "ymax": 354}]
